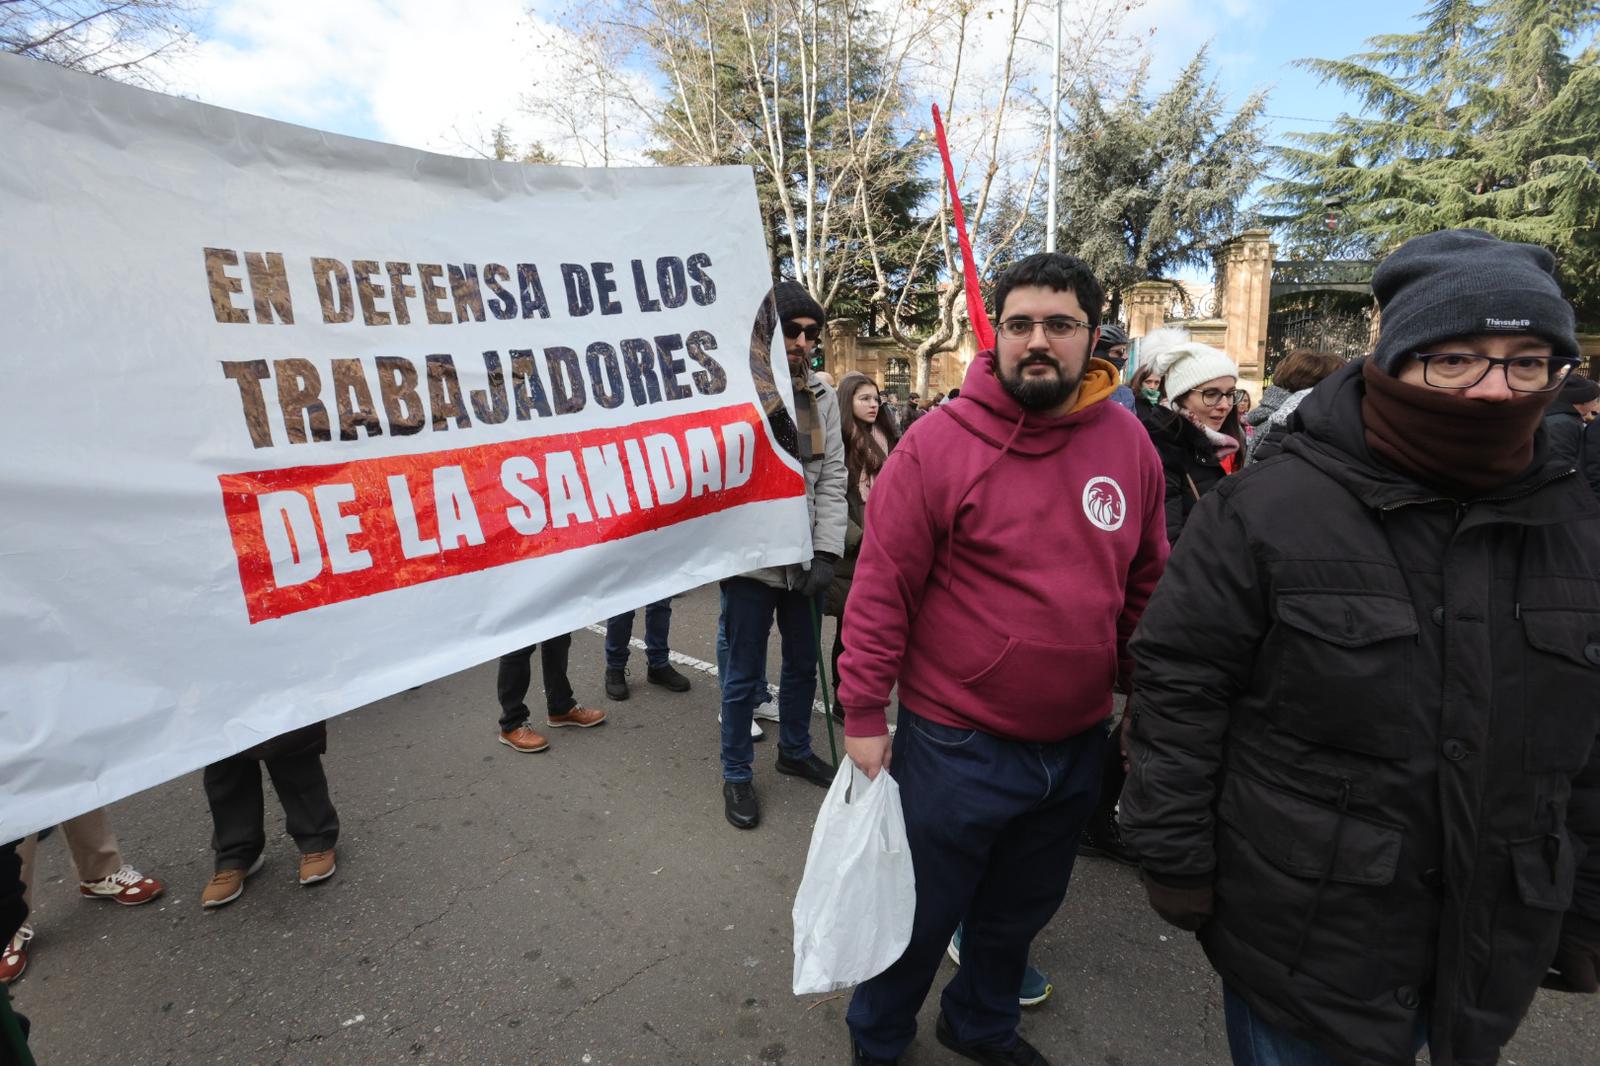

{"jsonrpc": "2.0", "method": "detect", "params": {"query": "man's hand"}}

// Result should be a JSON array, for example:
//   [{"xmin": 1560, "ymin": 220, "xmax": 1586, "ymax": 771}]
[
  {"xmin": 1543, "ymin": 913, "xmax": 1600, "ymax": 993},
  {"xmin": 800, "ymin": 555, "xmax": 836, "ymax": 598},
  {"xmin": 845, "ymin": 732, "xmax": 892, "ymax": 780},
  {"xmin": 1143, "ymin": 873, "xmax": 1214, "ymax": 932}
]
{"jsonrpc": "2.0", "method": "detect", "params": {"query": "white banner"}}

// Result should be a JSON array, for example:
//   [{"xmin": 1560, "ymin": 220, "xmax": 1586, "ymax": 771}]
[{"xmin": 0, "ymin": 55, "xmax": 812, "ymax": 841}]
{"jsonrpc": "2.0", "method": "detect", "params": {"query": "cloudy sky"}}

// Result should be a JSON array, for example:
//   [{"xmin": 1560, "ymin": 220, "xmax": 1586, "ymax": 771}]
[{"xmin": 161, "ymin": 0, "xmax": 1419, "ymax": 161}]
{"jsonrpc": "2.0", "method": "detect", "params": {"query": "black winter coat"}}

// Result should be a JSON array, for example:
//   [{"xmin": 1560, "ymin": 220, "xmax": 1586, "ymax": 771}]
[
  {"xmin": 1122, "ymin": 361, "xmax": 1600, "ymax": 1066},
  {"xmin": 1142, "ymin": 405, "xmax": 1229, "ymax": 543}
]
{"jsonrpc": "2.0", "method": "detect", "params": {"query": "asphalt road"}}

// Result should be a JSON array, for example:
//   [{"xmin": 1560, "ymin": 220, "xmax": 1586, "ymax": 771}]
[{"xmin": 12, "ymin": 584, "xmax": 1598, "ymax": 1064}]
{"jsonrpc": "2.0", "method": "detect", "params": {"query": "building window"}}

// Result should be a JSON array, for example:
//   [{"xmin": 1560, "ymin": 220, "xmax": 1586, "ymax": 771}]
[{"xmin": 884, "ymin": 357, "xmax": 911, "ymax": 400}]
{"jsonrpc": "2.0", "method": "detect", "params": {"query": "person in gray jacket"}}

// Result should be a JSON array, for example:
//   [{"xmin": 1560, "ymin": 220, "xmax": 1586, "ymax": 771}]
[{"xmin": 718, "ymin": 281, "xmax": 848, "ymax": 829}]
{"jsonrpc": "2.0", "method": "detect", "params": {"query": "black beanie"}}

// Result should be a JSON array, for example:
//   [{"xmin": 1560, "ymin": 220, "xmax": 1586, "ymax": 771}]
[
  {"xmin": 1557, "ymin": 374, "xmax": 1600, "ymax": 406},
  {"xmin": 773, "ymin": 281, "xmax": 825, "ymax": 325},
  {"xmin": 1371, "ymin": 229, "xmax": 1578, "ymax": 374}
]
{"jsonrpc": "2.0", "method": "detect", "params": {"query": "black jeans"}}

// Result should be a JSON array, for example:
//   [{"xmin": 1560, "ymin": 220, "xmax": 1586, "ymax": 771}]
[
  {"xmin": 496, "ymin": 633, "xmax": 577, "ymax": 731},
  {"xmin": 203, "ymin": 750, "xmax": 339, "ymax": 870}
]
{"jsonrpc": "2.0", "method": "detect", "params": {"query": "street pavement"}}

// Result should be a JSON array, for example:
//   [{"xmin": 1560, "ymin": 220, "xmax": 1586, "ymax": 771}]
[{"xmin": 12, "ymin": 584, "xmax": 1597, "ymax": 1064}]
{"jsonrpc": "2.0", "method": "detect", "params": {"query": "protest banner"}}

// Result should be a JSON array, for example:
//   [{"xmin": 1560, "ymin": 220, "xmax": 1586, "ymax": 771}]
[{"xmin": 0, "ymin": 54, "xmax": 811, "ymax": 840}]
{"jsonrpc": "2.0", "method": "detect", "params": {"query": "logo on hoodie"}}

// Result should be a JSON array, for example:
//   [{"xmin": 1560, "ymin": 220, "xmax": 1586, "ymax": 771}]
[{"xmin": 1082, "ymin": 477, "xmax": 1125, "ymax": 532}]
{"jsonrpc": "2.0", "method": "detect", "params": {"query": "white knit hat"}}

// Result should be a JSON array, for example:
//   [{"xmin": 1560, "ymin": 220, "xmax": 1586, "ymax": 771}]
[{"xmin": 1141, "ymin": 326, "xmax": 1239, "ymax": 401}]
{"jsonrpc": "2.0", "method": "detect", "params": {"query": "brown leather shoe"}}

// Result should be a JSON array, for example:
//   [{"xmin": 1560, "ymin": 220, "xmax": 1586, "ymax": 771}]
[
  {"xmin": 201, "ymin": 854, "xmax": 263, "ymax": 910},
  {"xmin": 547, "ymin": 706, "xmax": 607, "ymax": 729},
  {"xmin": 498, "ymin": 725, "xmax": 550, "ymax": 752},
  {"xmin": 298, "ymin": 848, "xmax": 337, "ymax": 886}
]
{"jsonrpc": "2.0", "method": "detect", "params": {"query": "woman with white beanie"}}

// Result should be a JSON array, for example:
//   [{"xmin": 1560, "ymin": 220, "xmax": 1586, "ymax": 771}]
[{"xmin": 1138, "ymin": 327, "xmax": 1245, "ymax": 541}]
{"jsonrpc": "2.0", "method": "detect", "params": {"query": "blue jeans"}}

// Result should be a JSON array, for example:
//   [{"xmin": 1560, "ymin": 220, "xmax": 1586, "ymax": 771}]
[
  {"xmin": 847, "ymin": 708, "xmax": 1106, "ymax": 1061},
  {"xmin": 717, "ymin": 578, "xmax": 818, "ymax": 780},
  {"xmin": 1223, "ymin": 985, "xmax": 1428, "ymax": 1065},
  {"xmin": 605, "ymin": 598, "xmax": 672, "ymax": 670}
]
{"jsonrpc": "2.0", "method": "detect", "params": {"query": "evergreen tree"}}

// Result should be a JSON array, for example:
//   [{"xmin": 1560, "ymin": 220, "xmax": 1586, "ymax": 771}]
[
  {"xmin": 1044, "ymin": 48, "xmax": 1268, "ymax": 321},
  {"xmin": 1262, "ymin": 0, "xmax": 1600, "ymax": 324}
]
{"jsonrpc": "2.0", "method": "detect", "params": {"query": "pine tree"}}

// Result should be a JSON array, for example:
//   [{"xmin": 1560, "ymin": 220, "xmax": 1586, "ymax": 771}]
[
  {"xmin": 1262, "ymin": 1, "xmax": 1600, "ymax": 324},
  {"xmin": 1044, "ymin": 48, "xmax": 1268, "ymax": 321}
]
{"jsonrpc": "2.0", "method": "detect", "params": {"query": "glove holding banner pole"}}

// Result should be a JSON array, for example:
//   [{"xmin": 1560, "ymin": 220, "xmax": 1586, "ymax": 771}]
[{"xmin": 799, "ymin": 553, "xmax": 837, "ymax": 599}]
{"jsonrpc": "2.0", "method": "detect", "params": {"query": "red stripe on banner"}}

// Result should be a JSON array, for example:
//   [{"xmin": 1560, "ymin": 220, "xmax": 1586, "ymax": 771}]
[
  {"xmin": 218, "ymin": 403, "xmax": 801, "ymax": 623},
  {"xmin": 931, "ymin": 104, "xmax": 995, "ymax": 353}
]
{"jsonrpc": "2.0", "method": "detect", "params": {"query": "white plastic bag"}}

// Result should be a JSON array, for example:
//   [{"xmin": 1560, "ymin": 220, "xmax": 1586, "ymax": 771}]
[{"xmin": 791, "ymin": 761, "xmax": 916, "ymax": 994}]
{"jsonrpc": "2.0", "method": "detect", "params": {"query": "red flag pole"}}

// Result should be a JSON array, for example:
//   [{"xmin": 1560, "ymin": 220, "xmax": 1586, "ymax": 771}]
[{"xmin": 931, "ymin": 104, "xmax": 995, "ymax": 352}]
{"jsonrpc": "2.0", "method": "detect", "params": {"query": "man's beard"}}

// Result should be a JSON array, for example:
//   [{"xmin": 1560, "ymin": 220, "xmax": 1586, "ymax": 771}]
[{"xmin": 1000, "ymin": 354, "xmax": 1082, "ymax": 411}]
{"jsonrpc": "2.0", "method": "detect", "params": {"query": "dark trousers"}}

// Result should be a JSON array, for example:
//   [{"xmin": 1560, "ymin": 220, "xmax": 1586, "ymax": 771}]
[
  {"xmin": 847, "ymin": 707, "xmax": 1106, "ymax": 1060},
  {"xmin": 203, "ymin": 751, "xmax": 339, "ymax": 870},
  {"xmin": 605, "ymin": 598, "xmax": 672, "ymax": 670},
  {"xmin": 717, "ymin": 577, "xmax": 818, "ymax": 780},
  {"xmin": 496, "ymin": 633, "xmax": 576, "ymax": 731}
]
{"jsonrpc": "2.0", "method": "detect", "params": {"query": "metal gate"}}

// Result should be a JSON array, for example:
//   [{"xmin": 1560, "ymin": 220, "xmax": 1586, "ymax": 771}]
[{"xmin": 1266, "ymin": 260, "xmax": 1377, "ymax": 378}]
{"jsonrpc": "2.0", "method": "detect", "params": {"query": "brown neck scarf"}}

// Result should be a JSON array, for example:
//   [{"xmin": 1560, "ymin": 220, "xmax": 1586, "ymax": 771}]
[{"xmin": 1360, "ymin": 359, "xmax": 1548, "ymax": 498}]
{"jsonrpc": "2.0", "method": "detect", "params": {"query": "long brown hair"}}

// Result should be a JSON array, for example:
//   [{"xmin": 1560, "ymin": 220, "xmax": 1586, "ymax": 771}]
[{"xmin": 838, "ymin": 373, "xmax": 900, "ymax": 495}]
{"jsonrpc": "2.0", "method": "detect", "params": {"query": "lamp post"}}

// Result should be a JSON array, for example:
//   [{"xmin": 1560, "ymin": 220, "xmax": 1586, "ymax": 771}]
[{"xmin": 1045, "ymin": 0, "xmax": 1061, "ymax": 253}]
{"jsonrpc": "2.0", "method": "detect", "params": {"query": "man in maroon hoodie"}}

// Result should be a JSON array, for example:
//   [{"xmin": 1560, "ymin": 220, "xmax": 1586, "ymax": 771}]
[{"xmin": 836, "ymin": 253, "xmax": 1169, "ymax": 1066}]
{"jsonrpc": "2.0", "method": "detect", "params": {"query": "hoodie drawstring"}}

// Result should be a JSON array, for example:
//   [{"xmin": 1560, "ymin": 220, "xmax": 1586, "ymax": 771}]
[{"xmin": 942, "ymin": 408, "xmax": 1029, "ymax": 586}]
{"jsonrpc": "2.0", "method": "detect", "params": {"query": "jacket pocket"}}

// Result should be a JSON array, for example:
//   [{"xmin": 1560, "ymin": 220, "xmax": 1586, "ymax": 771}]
[
  {"xmin": 958, "ymin": 637, "xmax": 1115, "ymax": 722},
  {"xmin": 1265, "ymin": 592, "xmax": 1418, "ymax": 759},
  {"xmin": 1520, "ymin": 609, "xmax": 1600, "ymax": 773},
  {"xmin": 1219, "ymin": 773, "xmax": 1402, "ymax": 887},
  {"xmin": 1508, "ymin": 831, "xmax": 1578, "ymax": 912},
  {"xmin": 1215, "ymin": 772, "xmax": 1404, "ymax": 998}
]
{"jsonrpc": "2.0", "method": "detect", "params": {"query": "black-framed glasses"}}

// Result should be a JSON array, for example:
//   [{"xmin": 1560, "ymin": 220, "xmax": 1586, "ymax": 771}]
[
  {"xmin": 998, "ymin": 316, "xmax": 1091, "ymax": 340},
  {"xmin": 782, "ymin": 321, "xmax": 821, "ymax": 341},
  {"xmin": 1414, "ymin": 352, "xmax": 1579, "ymax": 392},
  {"xmin": 1194, "ymin": 387, "xmax": 1243, "ymax": 407}
]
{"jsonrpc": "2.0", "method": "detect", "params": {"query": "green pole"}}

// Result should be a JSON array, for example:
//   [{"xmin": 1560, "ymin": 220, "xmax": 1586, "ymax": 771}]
[{"xmin": 810, "ymin": 599, "xmax": 840, "ymax": 768}]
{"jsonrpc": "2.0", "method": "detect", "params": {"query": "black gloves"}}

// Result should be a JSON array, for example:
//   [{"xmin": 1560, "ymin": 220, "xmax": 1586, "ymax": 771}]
[
  {"xmin": 1143, "ymin": 872, "xmax": 1214, "ymax": 932},
  {"xmin": 1543, "ymin": 912, "xmax": 1600, "ymax": 993},
  {"xmin": 799, "ymin": 555, "xmax": 836, "ymax": 598}
]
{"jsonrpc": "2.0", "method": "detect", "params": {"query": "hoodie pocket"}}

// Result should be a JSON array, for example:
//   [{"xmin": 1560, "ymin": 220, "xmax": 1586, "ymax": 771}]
[{"xmin": 958, "ymin": 637, "xmax": 1115, "ymax": 721}]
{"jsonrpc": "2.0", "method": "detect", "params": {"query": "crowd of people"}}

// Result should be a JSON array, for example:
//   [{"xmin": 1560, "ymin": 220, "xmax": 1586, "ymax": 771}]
[{"xmin": 4, "ymin": 228, "xmax": 1600, "ymax": 1066}]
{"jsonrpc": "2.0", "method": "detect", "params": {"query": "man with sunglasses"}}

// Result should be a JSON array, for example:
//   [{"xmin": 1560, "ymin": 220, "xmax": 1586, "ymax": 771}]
[
  {"xmin": 837, "ymin": 253, "xmax": 1169, "ymax": 1065},
  {"xmin": 1122, "ymin": 228, "xmax": 1600, "ymax": 1065},
  {"xmin": 716, "ymin": 281, "xmax": 846, "ymax": 830}
]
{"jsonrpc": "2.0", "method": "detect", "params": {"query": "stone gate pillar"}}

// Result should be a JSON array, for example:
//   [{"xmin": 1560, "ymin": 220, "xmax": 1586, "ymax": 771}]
[
  {"xmin": 1216, "ymin": 229, "xmax": 1275, "ymax": 384},
  {"xmin": 1125, "ymin": 280, "xmax": 1177, "ymax": 340},
  {"xmin": 825, "ymin": 318, "xmax": 858, "ymax": 379}
]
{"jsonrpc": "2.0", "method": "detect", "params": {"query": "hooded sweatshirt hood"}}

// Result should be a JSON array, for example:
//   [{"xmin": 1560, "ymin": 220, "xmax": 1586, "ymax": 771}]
[{"xmin": 942, "ymin": 349, "xmax": 1125, "ymax": 456}]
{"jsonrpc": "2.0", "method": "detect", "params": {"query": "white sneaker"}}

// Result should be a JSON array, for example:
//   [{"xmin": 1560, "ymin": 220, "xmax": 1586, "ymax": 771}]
[
  {"xmin": 751, "ymin": 700, "xmax": 780, "ymax": 722},
  {"xmin": 717, "ymin": 713, "xmax": 765, "ymax": 740}
]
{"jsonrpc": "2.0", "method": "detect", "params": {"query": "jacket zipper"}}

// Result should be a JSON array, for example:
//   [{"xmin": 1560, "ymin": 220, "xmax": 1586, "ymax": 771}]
[{"xmin": 1287, "ymin": 777, "xmax": 1353, "ymax": 977}]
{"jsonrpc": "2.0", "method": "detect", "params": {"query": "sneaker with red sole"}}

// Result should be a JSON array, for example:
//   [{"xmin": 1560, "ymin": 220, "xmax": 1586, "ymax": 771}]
[
  {"xmin": 0, "ymin": 926, "xmax": 32, "ymax": 984},
  {"xmin": 547, "ymin": 706, "xmax": 607, "ymax": 728},
  {"xmin": 80, "ymin": 864, "xmax": 165, "ymax": 905}
]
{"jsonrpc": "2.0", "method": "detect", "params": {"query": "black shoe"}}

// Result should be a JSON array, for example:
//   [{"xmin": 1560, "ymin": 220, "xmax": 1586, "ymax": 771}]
[
  {"xmin": 852, "ymin": 1039, "xmax": 899, "ymax": 1065},
  {"xmin": 647, "ymin": 663, "xmax": 691, "ymax": 693},
  {"xmin": 1079, "ymin": 807, "xmax": 1139, "ymax": 866},
  {"xmin": 604, "ymin": 668, "xmax": 629, "ymax": 701},
  {"xmin": 775, "ymin": 753, "xmax": 836, "ymax": 788},
  {"xmin": 935, "ymin": 1013, "xmax": 1050, "ymax": 1066},
  {"xmin": 723, "ymin": 780, "xmax": 760, "ymax": 829}
]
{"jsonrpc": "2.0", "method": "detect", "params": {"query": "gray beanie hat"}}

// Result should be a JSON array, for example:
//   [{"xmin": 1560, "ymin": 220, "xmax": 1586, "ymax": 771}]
[
  {"xmin": 1371, "ymin": 229, "xmax": 1578, "ymax": 374},
  {"xmin": 773, "ymin": 281, "xmax": 825, "ymax": 325}
]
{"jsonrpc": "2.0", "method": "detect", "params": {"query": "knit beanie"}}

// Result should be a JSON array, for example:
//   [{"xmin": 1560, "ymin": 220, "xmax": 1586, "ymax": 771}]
[
  {"xmin": 773, "ymin": 280, "xmax": 825, "ymax": 325},
  {"xmin": 1371, "ymin": 229, "xmax": 1578, "ymax": 374},
  {"xmin": 1556, "ymin": 374, "xmax": 1600, "ymax": 407},
  {"xmin": 1142, "ymin": 326, "xmax": 1240, "ymax": 401}
]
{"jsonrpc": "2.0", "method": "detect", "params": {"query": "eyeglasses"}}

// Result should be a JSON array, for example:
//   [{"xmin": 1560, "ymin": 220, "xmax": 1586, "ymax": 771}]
[
  {"xmin": 1414, "ymin": 352, "xmax": 1579, "ymax": 392},
  {"xmin": 782, "ymin": 321, "xmax": 821, "ymax": 341},
  {"xmin": 1193, "ymin": 387, "xmax": 1244, "ymax": 408},
  {"xmin": 998, "ymin": 316, "xmax": 1091, "ymax": 341}
]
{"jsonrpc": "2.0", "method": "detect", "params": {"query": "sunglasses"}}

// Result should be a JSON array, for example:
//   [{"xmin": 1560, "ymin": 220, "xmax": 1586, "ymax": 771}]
[{"xmin": 783, "ymin": 322, "xmax": 822, "ymax": 341}]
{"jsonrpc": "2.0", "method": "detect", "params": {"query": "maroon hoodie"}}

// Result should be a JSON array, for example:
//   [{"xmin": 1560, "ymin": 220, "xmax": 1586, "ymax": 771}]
[{"xmin": 837, "ymin": 350, "xmax": 1169, "ymax": 742}]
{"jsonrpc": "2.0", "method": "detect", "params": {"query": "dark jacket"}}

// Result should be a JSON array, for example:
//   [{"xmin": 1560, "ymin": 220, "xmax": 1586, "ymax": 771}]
[
  {"xmin": 0, "ymin": 840, "xmax": 28, "ymax": 1059},
  {"xmin": 826, "ymin": 463, "xmax": 874, "ymax": 618},
  {"xmin": 1121, "ymin": 360, "xmax": 1600, "ymax": 1066},
  {"xmin": 1141, "ymin": 405, "xmax": 1229, "ymax": 543},
  {"xmin": 1541, "ymin": 407, "xmax": 1600, "ymax": 501}
]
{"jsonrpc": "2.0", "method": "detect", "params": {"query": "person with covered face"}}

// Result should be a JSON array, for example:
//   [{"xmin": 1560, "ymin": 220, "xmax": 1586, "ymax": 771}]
[
  {"xmin": 836, "ymin": 253, "xmax": 1168, "ymax": 1066},
  {"xmin": 1139, "ymin": 328, "xmax": 1246, "ymax": 542},
  {"xmin": 1121, "ymin": 228, "xmax": 1600, "ymax": 1065}
]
